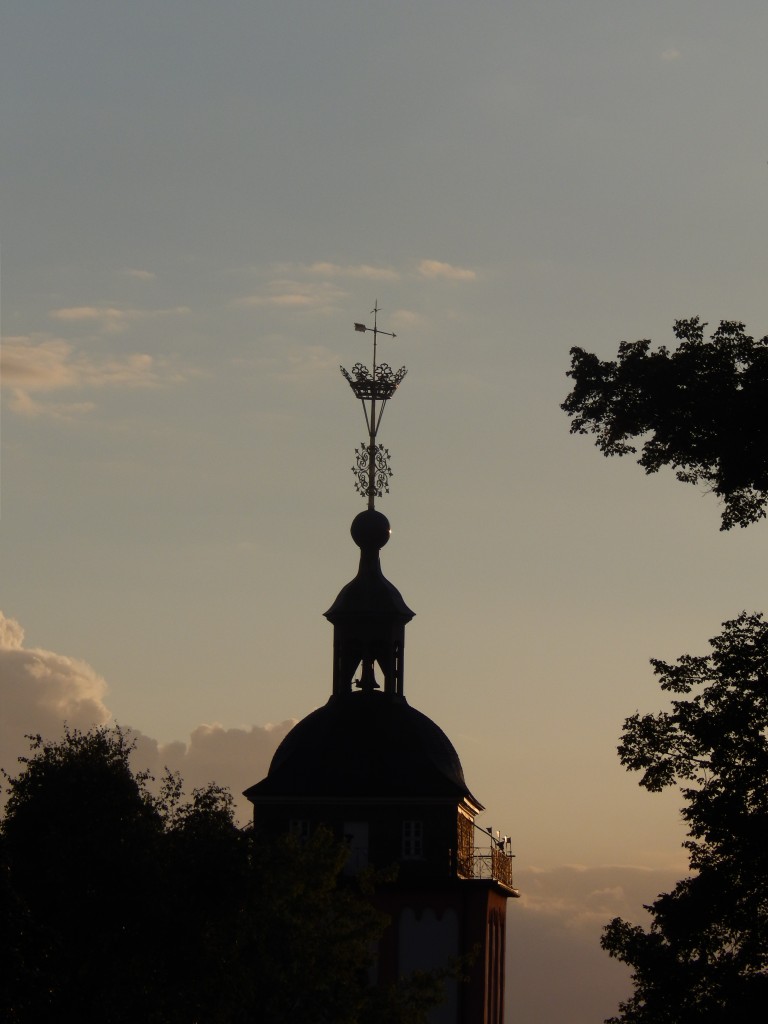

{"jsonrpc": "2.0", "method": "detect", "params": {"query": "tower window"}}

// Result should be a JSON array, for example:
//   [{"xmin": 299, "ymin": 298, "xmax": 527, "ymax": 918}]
[
  {"xmin": 289, "ymin": 819, "xmax": 310, "ymax": 842},
  {"xmin": 457, "ymin": 812, "xmax": 474, "ymax": 877},
  {"xmin": 402, "ymin": 820, "xmax": 424, "ymax": 859},
  {"xmin": 343, "ymin": 821, "xmax": 369, "ymax": 873}
]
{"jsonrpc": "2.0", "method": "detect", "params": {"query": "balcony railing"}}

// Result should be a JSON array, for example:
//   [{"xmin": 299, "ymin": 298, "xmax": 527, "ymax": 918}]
[
  {"xmin": 471, "ymin": 847, "xmax": 516, "ymax": 889},
  {"xmin": 456, "ymin": 844, "xmax": 516, "ymax": 891}
]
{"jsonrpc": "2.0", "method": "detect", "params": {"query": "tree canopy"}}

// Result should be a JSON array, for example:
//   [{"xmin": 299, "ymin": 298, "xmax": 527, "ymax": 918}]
[
  {"xmin": 0, "ymin": 726, "xmax": 445, "ymax": 1024},
  {"xmin": 601, "ymin": 613, "xmax": 768, "ymax": 1022},
  {"xmin": 562, "ymin": 317, "xmax": 768, "ymax": 529}
]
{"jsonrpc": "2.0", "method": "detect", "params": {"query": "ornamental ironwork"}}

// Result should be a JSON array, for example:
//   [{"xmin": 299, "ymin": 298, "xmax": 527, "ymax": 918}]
[
  {"xmin": 341, "ymin": 362, "xmax": 408, "ymax": 402},
  {"xmin": 454, "ymin": 820, "xmax": 518, "ymax": 893},
  {"xmin": 352, "ymin": 442, "xmax": 393, "ymax": 499},
  {"xmin": 456, "ymin": 812, "xmax": 474, "ymax": 877},
  {"xmin": 467, "ymin": 847, "xmax": 516, "ymax": 891},
  {"xmin": 341, "ymin": 303, "xmax": 406, "ymax": 509}
]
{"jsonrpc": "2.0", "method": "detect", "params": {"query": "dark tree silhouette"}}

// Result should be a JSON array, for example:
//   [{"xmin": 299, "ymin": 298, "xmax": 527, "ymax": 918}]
[
  {"xmin": 0, "ymin": 726, "xmax": 446, "ymax": 1024},
  {"xmin": 562, "ymin": 317, "xmax": 768, "ymax": 529},
  {"xmin": 1, "ymin": 726, "xmax": 247, "ymax": 1023},
  {"xmin": 601, "ymin": 613, "xmax": 768, "ymax": 1022}
]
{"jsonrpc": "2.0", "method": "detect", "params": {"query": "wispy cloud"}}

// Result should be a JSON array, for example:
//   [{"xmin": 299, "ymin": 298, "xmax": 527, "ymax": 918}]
[
  {"xmin": 231, "ymin": 341, "xmax": 341, "ymax": 386},
  {"xmin": 241, "ymin": 259, "xmax": 477, "ymax": 303},
  {"xmin": 237, "ymin": 279, "xmax": 347, "ymax": 314},
  {"xmin": 308, "ymin": 261, "xmax": 400, "ymax": 282},
  {"xmin": 661, "ymin": 48, "xmax": 681, "ymax": 60},
  {"xmin": 1, "ymin": 333, "xmax": 172, "ymax": 417},
  {"xmin": 123, "ymin": 268, "xmax": 157, "ymax": 281},
  {"xmin": 517, "ymin": 863, "xmax": 684, "ymax": 931},
  {"xmin": 49, "ymin": 304, "xmax": 188, "ymax": 334},
  {"xmin": 418, "ymin": 259, "xmax": 477, "ymax": 281},
  {"xmin": 390, "ymin": 309, "xmax": 428, "ymax": 331},
  {"xmin": 280, "ymin": 344, "xmax": 339, "ymax": 378}
]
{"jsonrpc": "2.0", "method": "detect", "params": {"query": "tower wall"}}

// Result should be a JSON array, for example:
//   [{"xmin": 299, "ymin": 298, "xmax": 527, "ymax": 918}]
[{"xmin": 375, "ymin": 880, "xmax": 510, "ymax": 1024}]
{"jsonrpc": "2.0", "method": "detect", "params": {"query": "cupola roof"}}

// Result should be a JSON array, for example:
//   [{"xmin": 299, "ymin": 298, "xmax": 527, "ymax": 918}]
[{"xmin": 244, "ymin": 689, "xmax": 481, "ymax": 806}]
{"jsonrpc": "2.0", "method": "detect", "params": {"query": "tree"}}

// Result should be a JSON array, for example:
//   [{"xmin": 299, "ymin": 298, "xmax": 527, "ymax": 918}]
[
  {"xmin": 0, "ymin": 726, "xmax": 247, "ymax": 1023},
  {"xmin": 0, "ymin": 725, "xmax": 447, "ymax": 1024},
  {"xmin": 562, "ymin": 318, "xmax": 768, "ymax": 529},
  {"xmin": 601, "ymin": 612, "xmax": 768, "ymax": 1022},
  {"xmin": 229, "ymin": 829, "xmax": 451, "ymax": 1024}
]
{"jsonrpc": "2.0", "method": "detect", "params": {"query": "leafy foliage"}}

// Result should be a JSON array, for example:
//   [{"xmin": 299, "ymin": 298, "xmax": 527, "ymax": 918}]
[
  {"xmin": 562, "ymin": 318, "xmax": 768, "ymax": 529},
  {"xmin": 0, "ymin": 726, "xmax": 445, "ymax": 1024},
  {"xmin": 0, "ymin": 726, "xmax": 246, "ymax": 1023},
  {"xmin": 231, "ymin": 829, "xmax": 385, "ymax": 1024},
  {"xmin": 601, "ymin": 613, "xmax": 768, "ymax": 1022}
]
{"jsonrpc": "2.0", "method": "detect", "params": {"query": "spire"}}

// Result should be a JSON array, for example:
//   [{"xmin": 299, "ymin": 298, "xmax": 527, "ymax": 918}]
[
  {"xmin": 341, "ymin": 302, "xmax": 407, "ymax": 508},
  {"xmin": 327, "ymin": 304, "xmax": 414, "ymax": 698}
]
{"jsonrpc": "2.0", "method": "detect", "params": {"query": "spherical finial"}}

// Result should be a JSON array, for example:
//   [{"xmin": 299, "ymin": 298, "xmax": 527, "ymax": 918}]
[{"xmin": 350, "ymin": 509, "xmax": 391, "ymax": 551}]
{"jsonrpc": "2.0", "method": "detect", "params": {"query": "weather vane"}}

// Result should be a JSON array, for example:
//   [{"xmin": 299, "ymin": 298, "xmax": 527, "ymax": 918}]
[{"xmin": 341, "ymin": 302, "xmax": 407, "ymax": 508}]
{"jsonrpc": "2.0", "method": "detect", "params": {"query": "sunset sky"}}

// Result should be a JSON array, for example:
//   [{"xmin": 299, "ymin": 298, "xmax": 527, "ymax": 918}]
[{"xmin": 2, "ymin": 2, "xmax": 768, "ymax": 1020}]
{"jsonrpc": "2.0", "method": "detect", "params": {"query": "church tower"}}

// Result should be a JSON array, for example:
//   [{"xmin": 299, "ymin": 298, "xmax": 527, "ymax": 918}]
[{"xmin": 245, "ymin": 306, "xmax": 517, "ymax": 1024}]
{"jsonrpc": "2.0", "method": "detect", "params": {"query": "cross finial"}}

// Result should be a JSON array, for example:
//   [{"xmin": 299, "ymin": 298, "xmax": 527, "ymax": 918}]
[{"xmin": 341, "ymin": 302, "xmax": 406, "ymax": 508}]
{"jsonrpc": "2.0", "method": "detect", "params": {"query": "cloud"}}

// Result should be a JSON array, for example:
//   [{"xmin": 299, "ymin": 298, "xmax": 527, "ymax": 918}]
[
  {"xmin": 237, "ymin": 279, "xmax": 347, "ymax": 314},
  {"xmin": 390, "ymin": 309, "xmax": 428, "ymax": 331},
  {"xmin": 0, "ymin": 610, "xmax": 293, "ymax": 823},
  {"xmin": 240, "ymin": 258, "xmax": 480, "ymax": 315},
  {"xmin": 49, "ymin": 304, "xmax": 188, "ymax": 334},
  {"xmin": 0, "ymin": 611, "xmax": 112, "ymax": 777},
  {"xmin": 123, "ymin": 268, "xmax": 156, "ymax": 281},
  {"xmin": 4, "ymin": 392, "xmax": 97, "ymax": 419},
  {"xmin": 517, "ymin": 863, "xmax": 683, "ymax": 931},
  {"xmin": 1, "ymin": 334, "xmax": 174, "ymax": 418},
  {"xmin": 507, "ymin": 897, "xmax": 631, "ymax": 1024},
  {"xmin": 308, "ymin": 262, "xmax": 400, "ymax": 282},
  {"xmin": 661, "ymin": 48, "xmax": 681, "ymax": 60},
  {"xmin": 244, "ymin": 294, "xmax": 315, "ymax": 309},
  {"xmin": 131, "ymin": 721, "xmax": 295, "ymax": 822},
  {"xmin": 2, "ymin": 335, "xmax": 155, "ymax": 390},
  {"xmin": 281, "ymin": 343, "xmax": 340, "ymax": 377},
  {"xmin": 417, "ymin": 259, "xmax": 477, "ymax": 281},
  {"xmin": 506, "ymin": 863, "xmax": 684, "ymax": 1024}
]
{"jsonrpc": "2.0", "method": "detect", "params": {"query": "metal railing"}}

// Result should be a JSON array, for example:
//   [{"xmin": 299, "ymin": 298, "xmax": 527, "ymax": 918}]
[
  {"xmin": 456, "ymin": 843, "xmax": 516, "ymax": 890},
  {"xmin": 470, "ymin": 846, "xmax": 516, "ymax": 889}
]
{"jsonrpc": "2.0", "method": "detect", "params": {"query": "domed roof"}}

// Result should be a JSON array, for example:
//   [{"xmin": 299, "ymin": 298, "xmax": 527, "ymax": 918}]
[{"xmin": 244, "ymin": 691, "xmax": 480, "ymax": 805}]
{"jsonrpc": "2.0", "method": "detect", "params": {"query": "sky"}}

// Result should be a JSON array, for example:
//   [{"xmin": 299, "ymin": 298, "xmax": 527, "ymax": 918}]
[{"xmin": 1, "ymin": 2, "xmax": 767, "ymax": 1020}]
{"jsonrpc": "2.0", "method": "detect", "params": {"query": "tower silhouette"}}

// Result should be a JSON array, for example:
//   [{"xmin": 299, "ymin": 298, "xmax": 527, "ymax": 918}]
[{"xmin": 245, "ymin": 306, "xmax": 517, "ymax": 1023}]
